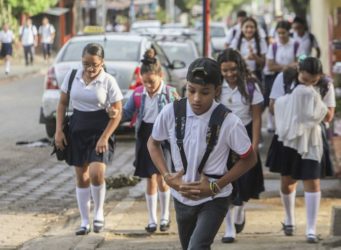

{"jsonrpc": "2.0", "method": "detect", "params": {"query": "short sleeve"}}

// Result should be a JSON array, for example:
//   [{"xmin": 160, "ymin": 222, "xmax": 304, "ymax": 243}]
[
  {"xmin": 230, "ymin": 38, "xmax": 238, "ymax": 49},
  {"xmin": 151, "ymin": 103, "xmax": 173, "ymax": 141},
  {"xmin": 225, "ymin": 28, "xmax": 235, "ymax": 45},
  {"xmin": 251, "ymin": 83, "xmax": 264, "ymax": 105},
  {"xmin": 266, "ymin": 44, "xmax": 274, "ymax": 60},
  {"xmin": 107, "ymin": 74, "xmax": 123, "ymax": 104},
  {"xmin": 33, "ymin": 26, "xmax": 38, "ymax": 35},
  {"xmin": 323, "ymin": 82, "xmax": 336, "ymax": 107},
  {"xmin": 38, "ymin": 26, "xmax": 42, "ymax": 34},
  {"xmin": 226, "ymin": 115, "xmax": 252, "ymax": 156},
  {"xmin": 260, "ymin": 39, "xmax": 268, "ymax": 55},
  {"xmin": 60, "ymin": 69, "xmax": 73, "ymax": 94},
  {"xmin": 270, "ymin": 72, "xmax": 285, "ymax": 99},
  {"xmin": 51, "ymin": 25, "xmax": 56, "ymax": 33}
]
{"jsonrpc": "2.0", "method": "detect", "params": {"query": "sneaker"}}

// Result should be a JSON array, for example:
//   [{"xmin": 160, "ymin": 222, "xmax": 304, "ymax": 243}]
[{"xmin": 281, "ymin": 222, "xmax": 294, "ymax": 236}]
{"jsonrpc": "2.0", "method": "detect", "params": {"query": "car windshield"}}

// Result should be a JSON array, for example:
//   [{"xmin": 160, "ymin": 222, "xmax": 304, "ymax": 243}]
[
  {"xmin": 60, "ymin": 40, "xmax": 140, "ymax": 62},
  {"xmin": 211, "ymin": 26, "xmax": 226, "ymax": 37},
  {"xmin": 158, "ymin": 42, "xmax": 197, "ymax": 67}
]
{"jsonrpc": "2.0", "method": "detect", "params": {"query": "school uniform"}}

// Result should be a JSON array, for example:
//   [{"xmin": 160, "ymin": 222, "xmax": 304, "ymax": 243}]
[
  {"xmin": 266, "ymin": 73, "xmax": 336, "ymax": 179},
  {"xmin": 38, "ymin": 24, "xmax": 55, "ymax": 58},
  {"xmin": 220, "ymin": 80, "xmax": 265, "ymax": 201},
  {"xmin": 226, "ymin": 24, "xmax": 267, "ymax": 46},
  {"xmin": 60, "ymin": 68, "xmax": 123, "ymax": 167},
  {"xmin": 152, "ymin": 99, "xmax": 251, "ymax": 248},
  {"xmin": 0, "ymin": 30, "xmax": 14, "ymax": 57},
  {"xmin": 19, "ymin": 25, "xmax": 38, "ymax": 65},
  {"xmin": 263, "ymin": 38, "xmax": 299, "ymax": 106},
  {"xmin": 122, "ymin": 82, "xmax": 177, "ymax": 178},
  {"xmin": 292, "ymin": 31, "xmax": 319, "ymax": 57},
  {"xmin": 231, "ymin": 37, "xmax": 267, "ymax": 81}
]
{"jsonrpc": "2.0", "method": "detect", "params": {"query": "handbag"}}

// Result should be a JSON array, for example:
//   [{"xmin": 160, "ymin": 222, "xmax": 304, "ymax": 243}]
[{"xmin": 51, "ymin": 69, "xmax": 77, "ymax": 162}]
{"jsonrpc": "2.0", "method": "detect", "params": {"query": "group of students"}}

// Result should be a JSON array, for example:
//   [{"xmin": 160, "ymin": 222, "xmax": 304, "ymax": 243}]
[
  {"xmin": 0, "ymin": 16, "xmax": 55, "ymax": 74},
  {"xmin": 54, "ymin": 31, "xmax": 335, "ymax": 249}
]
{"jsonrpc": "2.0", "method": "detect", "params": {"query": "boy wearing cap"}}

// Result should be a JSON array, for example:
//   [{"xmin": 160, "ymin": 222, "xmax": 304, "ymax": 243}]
[{"xmin": 147, "ymin": 57, "xmax": 257, "ymax": 249}]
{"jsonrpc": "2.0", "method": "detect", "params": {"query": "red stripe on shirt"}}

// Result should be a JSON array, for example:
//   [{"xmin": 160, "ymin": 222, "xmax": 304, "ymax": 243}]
[{"xmin": 239, "ymin": 145, "xmax": 253, "ymax": 159}]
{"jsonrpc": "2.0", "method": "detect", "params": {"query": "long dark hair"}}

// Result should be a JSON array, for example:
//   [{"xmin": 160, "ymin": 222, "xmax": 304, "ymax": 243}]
[
  {"xmin": 237, "ymin": 17, "xmax": 261, "ymax": 57},
  {"xmin": 140, "ymin": 48, "xmax": 162, "ymax": 75},
  {"xmin": 217, "ymin": 48, "xmax": 258, "ymax": 103}
]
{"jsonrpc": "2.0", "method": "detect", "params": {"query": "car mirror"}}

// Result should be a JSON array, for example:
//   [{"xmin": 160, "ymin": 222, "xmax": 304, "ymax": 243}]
[{"xmin": 171, "ymin": 60, "xmax": 186, "ymax": 69}]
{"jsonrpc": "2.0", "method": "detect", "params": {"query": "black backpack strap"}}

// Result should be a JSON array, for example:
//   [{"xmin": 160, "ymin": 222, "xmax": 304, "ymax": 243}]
[
  {"xmin": 173, "ymin": 98, "xmax": 188, "ymax": 173},
  {"xmin": 197, "ymin": 104, "xmax": 230, "ymax": 174},
  {"xmin": 66, "ymin": 69, "xmax": 77, "ymax": 105}
]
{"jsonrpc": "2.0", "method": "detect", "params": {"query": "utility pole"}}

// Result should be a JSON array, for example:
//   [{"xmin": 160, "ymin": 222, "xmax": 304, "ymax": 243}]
[
  {"xmin": 203, "ymin": 0, "xmax": 211, "ymax": 57},
  {"xmin": 166, "ymin": 0, "xmax": 175, "ymax": 23}
]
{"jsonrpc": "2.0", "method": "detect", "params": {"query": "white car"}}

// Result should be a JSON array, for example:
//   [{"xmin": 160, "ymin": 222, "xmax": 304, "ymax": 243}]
[{"xmin": 39, "ymin": 33, "xmax": 185, "ymax": 137}]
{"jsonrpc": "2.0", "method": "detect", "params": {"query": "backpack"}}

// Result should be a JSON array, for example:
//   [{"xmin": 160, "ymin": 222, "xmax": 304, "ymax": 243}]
[
  {"xmin": 173, "ymin": 98, "xmax": 230, "ymax": 176},
  {"xmin": 130, "ymin": 84, "xmax": 176, "ymax": 126},
  {"xmin": 282, "ymin": 68, "xmax": 331, "ymax": 97},
  {"xmin": 272, "ymin": 41, "xmax": 299, "ymax": 61},
  {"xmin": 290, "ymin": 32, "xmax": 316, "ymax": 53}
]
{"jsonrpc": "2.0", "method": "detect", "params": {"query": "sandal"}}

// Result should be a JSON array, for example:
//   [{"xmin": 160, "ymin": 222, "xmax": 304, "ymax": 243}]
[{"xmin": 145, "ymin": 223, "xmax": 157, "ymax": 233}]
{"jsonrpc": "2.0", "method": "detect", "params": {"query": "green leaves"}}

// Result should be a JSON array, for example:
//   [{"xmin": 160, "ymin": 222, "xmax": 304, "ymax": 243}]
[{"xmin": 8, "ymin": 0, "xmax": 58, "ymax": 16}]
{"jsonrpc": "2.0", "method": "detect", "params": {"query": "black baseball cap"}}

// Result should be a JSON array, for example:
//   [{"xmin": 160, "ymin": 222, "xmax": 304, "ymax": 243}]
[{"xmin": 187, "ymin": 57, "xmax": 222, "ymax": 86}]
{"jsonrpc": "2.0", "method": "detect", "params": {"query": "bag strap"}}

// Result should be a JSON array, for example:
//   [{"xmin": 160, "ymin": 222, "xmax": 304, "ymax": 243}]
[
  {"xmin": 174, "ymin": 98, "xmax": 188, "ymax": 173},
  {"xmin": 174, "ymin": 98, "xmax": 230, "ymax": 174},
  {"xmin": 272, "ymin": 43, "xmax": 277, "ymax": 61},
  {"xmin": 133, "ymin": 85, "xmax": 144, "ymax": 109},
  {"xmin": 65, "ymin": 69, "xmax": 77, "ymax": 116}
]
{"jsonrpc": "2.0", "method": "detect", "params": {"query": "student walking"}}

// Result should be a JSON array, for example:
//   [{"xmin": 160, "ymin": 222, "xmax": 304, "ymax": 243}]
[
  {"xmin": 38, "ymin": 16, "xmax": 55, "ymax": 62},
  {"xmin": 148, "ymin": 57, "xmax": 257, "ymax": 250},
  {"xmin": 266, "ymin": 57, "xmax": 335, "ymax": 243},
  {"xmin": 0, "ymin": 23, "xmax": 15, "ymax": 75},
  {"xmin": 19, "ymin": 18, "xmax": 38, "ymax": 66},
  {"xmin": 55, "ymin": 43, "xmax": 123, "ymax": 235},
  {"xmin": 263, "ymin": 20, "xmax": 300, "ymax": 133},
  {"xmin": 225, "ymin": 10, "xmax": 248, "ymax": 48},
  {"xmin": 231, "ymin": 17, "xmax": 267, "ymax": 82},
  {"xmin": 218, "ymin": 49, "xmax": 264, "ymax": 243},
  {"xmin": 121, "ymin": 49, "xmax": 179, "ymax": 233}
]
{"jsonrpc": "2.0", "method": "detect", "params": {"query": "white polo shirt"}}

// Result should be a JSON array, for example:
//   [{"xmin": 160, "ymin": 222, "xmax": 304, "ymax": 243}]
[
  {"xmin": 142, "ymin": 82, "xmax": 164, "ymax": 123},
  {"xmin": 19, "ymin": 25, "xmax": 38, "ymax": 46},
  {"xmin": 151, "ymin": 100, "xmax": 252, "ymax": 206},
  {"xmin": 231, "ymin": 37, "xmax": 268, "ymax": 71},
  {"xmin": 220, "ymin": 80, "xmax": 264, "ymax": 125},
  {"xmin": 0, "ymin": 30, "xmax": 14, "ymax": 43},
  {"xmin": 270, "ymin": 72, "xmax": 336, "ymax": 107},
  {"xmin": 292, "ymin": 31, "xmax": 319, "ymax": 57},
  {"xmin": 38, "ymin": 24, "xmax": 55, "ymax": 44},
  {"xmin": 60, "ymin": 68, "xmax": 123, "ymax": 111},
  {"xmin": 264, "ymin": 39, "xmax": 299, "ymax": 75}
]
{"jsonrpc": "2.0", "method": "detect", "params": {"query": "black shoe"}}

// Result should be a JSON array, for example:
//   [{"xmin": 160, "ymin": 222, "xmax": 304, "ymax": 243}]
[
  {"xmin": 145, "ymin": 223, "xmax": 157, "ymax": 233},
  {"xmin": 75, "ymin": 226, "xmax": 90, "ymax": 235},
  {"xmin": 221, "ymin": 236, "xmax": 235, "ymax": 243},
  {"xmin": 281, "ymin": 223, "xmax": 294, "ymax": 236},
  {"xmin": 306, "ymin": 234, "xmax": 320, "ymax": 244},
  {"xmin": 160, "ymin": 219, "xmax": 170, "ymax": 232},
  {"xmin": 93, "ymin": 220, "xmax": 104, "ymax": 233},
  {"xmin": 235, "ymin": 217, "xmax": 245, "ymax": 234}
]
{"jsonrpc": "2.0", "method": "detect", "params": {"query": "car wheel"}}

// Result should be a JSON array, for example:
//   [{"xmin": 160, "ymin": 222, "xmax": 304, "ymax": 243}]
[{"xmin": 45, "ymin": 120, "xmax": 56, "ymax": 138}]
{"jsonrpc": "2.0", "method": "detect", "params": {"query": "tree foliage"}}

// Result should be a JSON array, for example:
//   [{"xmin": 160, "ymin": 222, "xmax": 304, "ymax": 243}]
[
  {"xmin": 7, "ymin": 0, "xmax": 58, "ymax": 17},
  {"xmin": 285, "ymin": 0, "xmax": 309, "ymax": 18}
]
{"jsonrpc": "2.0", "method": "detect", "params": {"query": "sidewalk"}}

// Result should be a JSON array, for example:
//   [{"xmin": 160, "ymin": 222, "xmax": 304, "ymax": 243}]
[{"xmin": 20, "ymin": 179, "xmax": 341, "ymax": 250}]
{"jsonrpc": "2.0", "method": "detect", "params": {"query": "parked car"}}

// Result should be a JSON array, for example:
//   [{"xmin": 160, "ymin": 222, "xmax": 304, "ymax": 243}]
[{"xmin": 39, "ymin": 33, "xmax": 185, "ymax": 137}]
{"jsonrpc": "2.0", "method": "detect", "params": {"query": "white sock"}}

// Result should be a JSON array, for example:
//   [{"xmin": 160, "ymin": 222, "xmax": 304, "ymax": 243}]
[
  {"xmin": 159, "ymin": 189, "xmax": 170, "ymax": 222},
  {"xmin": 5, "ymin": 60, "xmax": 10, "ymax": 72},
  {"xmin": 234, "ymin": 204, "xmax": 245, "ymax": 224},
  {"xmin": 145, "ymin": 193, "xmax": 157, "ymax": 225},
  {"xmin": 76, "ymin": 187, "xmax": 91, "ymax": 228},
  {"xmin": 280, "ymin": 190, "xmax": 296, "ymax": 226},
  {"xmin": 91, "ymin": 183, "xmax": 106, "ymax": 222},
  {"xmin": 267, "ymin": 112, "xmax": 275, "ymax": 130},
  {"xmin": 305, "ymin": 191, "xmax": 321, "ymax": 236},
  {"xmin": 224, "ymin": 206, "xmax": 236, "ymax": 238}
]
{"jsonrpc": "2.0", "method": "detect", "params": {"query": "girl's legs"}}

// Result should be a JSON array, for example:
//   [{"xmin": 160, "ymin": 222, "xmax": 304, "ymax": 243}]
[
  {"xmin": 280, "ymin": 176, "xmax": 297, "ymax": 235},
  {"xmin": 5, "ymin": 55, "xmax": 10, "ymax": 74},
  {"xmin": 75, "ymin": 165, "xmax": 91, "ymax": 234},
  {"xmin": 234, "ymin": 202, "xmax": 245, "ymax": 232},
  {"xmin": 89, "ymin": 162, "xmax": 106, "ymax": 232},
  {"xmin": 145, "ymin": 174, "xmax": 158, "ymax": 231},
  {"xmin": 156, "ymin": 174, "xmax": 170, "ymax": 229},
  {"xmin": 222, "ymin": 205, "xmax": 235, "ymax": 243},
  {"xmin": 303, "ymin": 179, "xmax": 321, "ymax": 243}
]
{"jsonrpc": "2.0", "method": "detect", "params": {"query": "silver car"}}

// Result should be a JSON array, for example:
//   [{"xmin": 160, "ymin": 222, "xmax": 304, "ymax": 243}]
[{"xmin": 40, "ymin": 33, "xmax": 153, "ymax": 137}]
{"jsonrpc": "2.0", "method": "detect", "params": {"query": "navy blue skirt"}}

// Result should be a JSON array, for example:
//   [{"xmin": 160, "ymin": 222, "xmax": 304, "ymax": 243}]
[
  {"xmin": 134, "ymin": 121, "xmax": 171, "ymax": 178},
  {"xmin": 0, "ymin": 43, "xmax": 12, "ymax": 57},
  {"xmin": 266, "ymin": 123, "xmax": 333, "ymax": 180},
  {"xmin": 68, "ymin": 109, "xmax": 115, "ymax": 167},
  {"xmin": 228, "ymin": 122, "xmax": 265, "ymax": 204}
]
